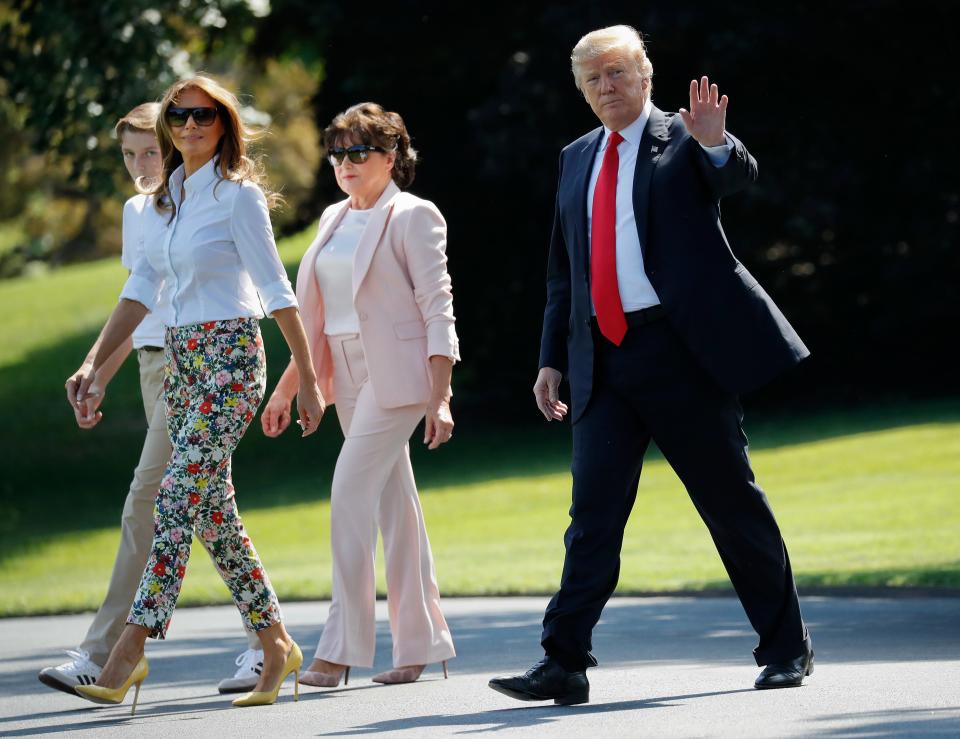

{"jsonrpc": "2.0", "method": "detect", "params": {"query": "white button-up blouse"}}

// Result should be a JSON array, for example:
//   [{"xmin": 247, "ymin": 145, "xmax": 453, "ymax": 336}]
[{"xmin": 119, "ymin": 157, "xmax": 297, "ymax": 327}]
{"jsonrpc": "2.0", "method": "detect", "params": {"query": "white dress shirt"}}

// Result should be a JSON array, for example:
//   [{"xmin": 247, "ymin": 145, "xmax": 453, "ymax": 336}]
[
  {"xmin": 314, "ymin": 207, "xmax": 369, "ymax": 335},
  {"xmin": 120, "ymin": 194, "xmax": 168, "ymax": 348},
  {"xmin": 120, "ymin": 157, "xmax": 297, "ymax": 326},
  {"xmin": 587, "ymin": 98, "xmax": 734, "ymax": 313}
]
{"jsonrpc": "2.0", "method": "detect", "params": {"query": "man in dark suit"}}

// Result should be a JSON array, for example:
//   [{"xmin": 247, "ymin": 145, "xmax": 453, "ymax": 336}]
[{"xmin": 489, "ymin": 25, "xmax": 813, "ymax": 706}]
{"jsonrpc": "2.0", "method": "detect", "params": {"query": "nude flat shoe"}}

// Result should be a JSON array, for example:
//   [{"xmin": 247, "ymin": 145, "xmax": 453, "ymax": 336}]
[
  {"xmin": 371, "ymin": 660, "xmax": 448, "ymax": 685},
  {"xmin": 299, "ymin": 665, "xmax": 350, "ymax": 688}
]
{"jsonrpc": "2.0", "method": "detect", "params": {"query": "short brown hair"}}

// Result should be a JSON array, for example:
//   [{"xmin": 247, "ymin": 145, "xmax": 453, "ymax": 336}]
[
  {"xmin": 115, "ymin": 102, "xmax": 160, "ymax": 139},
  {"xmin": 324, "ymin": 102, "xmax": 417, "ymax": 189}
]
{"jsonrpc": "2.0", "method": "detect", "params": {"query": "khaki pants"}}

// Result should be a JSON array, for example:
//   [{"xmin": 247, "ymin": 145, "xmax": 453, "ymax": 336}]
[
  {"xmin": 314, "ymin": 334, "xmax": 456, "ymax": 668},
  {"xmin": 79, "ymin": 348, "xmax": 258, "ymax": 665}
]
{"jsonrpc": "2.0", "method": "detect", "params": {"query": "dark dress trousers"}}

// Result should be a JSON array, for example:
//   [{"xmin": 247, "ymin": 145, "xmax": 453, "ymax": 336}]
[{"xmin": 538, "ymin": 106, "xmax": 811, "ymax": 670}]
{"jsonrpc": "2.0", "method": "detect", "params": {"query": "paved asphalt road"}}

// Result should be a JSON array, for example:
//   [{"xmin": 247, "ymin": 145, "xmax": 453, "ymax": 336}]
[{"xmin": 1, "ymin": 596, "xmax": 958, "ymax": 737}]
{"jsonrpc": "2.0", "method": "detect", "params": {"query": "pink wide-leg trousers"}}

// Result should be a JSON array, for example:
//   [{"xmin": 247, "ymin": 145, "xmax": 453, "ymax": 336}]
[{"xmin": 314, "ymin": 333, "xmax": 456, "ymax": 668}]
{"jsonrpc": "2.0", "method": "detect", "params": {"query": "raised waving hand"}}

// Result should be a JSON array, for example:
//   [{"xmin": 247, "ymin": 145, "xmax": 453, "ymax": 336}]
[{"xmin": 679, "ymin": 75, "xmax": 728, "ymax": 147}]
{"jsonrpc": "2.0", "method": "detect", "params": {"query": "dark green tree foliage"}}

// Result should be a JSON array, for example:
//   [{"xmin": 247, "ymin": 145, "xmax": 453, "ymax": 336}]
[
  {"xmin": 253, "ymin": 0, "xmax": 958, "ymax": 409},
  {"xmin": 0, "ymin": 0, "xmax": 257, "ymax": 260},
  {"xmin": 2, "ymin": 0, "xmax": 956, "ymax": 406}
]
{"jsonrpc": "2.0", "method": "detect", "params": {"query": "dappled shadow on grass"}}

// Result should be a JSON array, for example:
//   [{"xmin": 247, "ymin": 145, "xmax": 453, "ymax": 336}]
[{"xmin": 2, "ymin": 315, "xmax": 959, "ymax": 559}]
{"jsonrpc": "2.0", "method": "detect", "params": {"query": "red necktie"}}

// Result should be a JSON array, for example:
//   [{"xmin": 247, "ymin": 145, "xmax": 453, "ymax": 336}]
[{"xmin": 591, "ymin": 131, "xmax": 627, "ymax": 345}]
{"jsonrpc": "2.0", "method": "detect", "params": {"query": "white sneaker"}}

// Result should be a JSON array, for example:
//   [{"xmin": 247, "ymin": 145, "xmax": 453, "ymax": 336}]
[
  {"xmin": 38, "ymin": 649, "xmax": 102, "ymax": 696},
  {"xmin": 217, "ymin": 648, "xmax": 263, "ymax": 694}
]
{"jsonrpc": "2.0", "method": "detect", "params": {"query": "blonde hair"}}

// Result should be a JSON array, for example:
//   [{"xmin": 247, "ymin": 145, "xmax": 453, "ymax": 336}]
[
  {"xmin": 115, "ymin": 102, "xmax": 160, "ymax": 139},
  {"xmin": 149, "ymin": 75, "xmax": 279, "ymax": 217},
  {"xmin": 571, "ymin": 25, "xmax": 654, "ymax": 93}
]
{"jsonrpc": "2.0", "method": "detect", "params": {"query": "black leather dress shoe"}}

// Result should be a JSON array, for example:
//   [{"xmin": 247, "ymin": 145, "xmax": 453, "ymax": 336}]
[
  {"xmin": 754, "ymin": 649, "xmax": 814, "ymax": 689},
  {"xmin": 488, "ymin": 657, "xmax": 589, "ymax": 705}
]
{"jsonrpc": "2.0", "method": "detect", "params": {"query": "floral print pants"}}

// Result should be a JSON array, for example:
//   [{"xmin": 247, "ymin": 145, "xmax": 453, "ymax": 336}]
[{"xmin": 127, "ymin": 318, "xmax": 281, "ymax": 639}]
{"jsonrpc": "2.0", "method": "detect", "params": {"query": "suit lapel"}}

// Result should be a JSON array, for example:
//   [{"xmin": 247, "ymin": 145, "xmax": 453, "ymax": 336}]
[
  {"xmin": 571, "ymin": 128, "xmax": 604, "ymax": 276},
  {"xmin": 632, "ymin": 106, "xmax": 670, "ymax": 258},
  {"xmin": 293, "ymin": 199, "xmax": 352, "ymax": 344},
  {"xmin": 296, "ymin": 198, "xmax": 350, "ymax": 300},
  {"xmin": 352, "ymin": 180, "xmax": 401, "ymax": 298}
]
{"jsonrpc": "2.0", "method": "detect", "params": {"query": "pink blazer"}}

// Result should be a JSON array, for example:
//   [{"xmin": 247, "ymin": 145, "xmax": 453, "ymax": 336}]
[{"xmin": 295, "ymin": 180, "xmax": 460, "ymax": 409}]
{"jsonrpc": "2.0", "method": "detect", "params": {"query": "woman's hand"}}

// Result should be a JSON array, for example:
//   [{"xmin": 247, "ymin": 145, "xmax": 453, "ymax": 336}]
[
  {"xmin": 270, "ymin": 308, "xmax": 323, "ymax": 437},
  {"xmin": 66, "ymin": 364, "xmax": 97, "ymax": 428},
  {"xmin": 424, "ymin": 355, "xmax": 455, "ymax": 450},
  {"xmin": 295, "ymin": 381, "xmax": 325, "ymax": 437},
  {"xmin": 261, "ymin": 392, "xmax": 293, "ymax": 437},
  {"xmin": 71, "ymin": 367, "xmax": 106, "ymax": 429},
  {"xmin": 424, "ymin": 396, "xmax": 454, "ymax": 450},
  {"xmin": 65, "ymin": 364, "xmax": 89, "ymax": 409}
]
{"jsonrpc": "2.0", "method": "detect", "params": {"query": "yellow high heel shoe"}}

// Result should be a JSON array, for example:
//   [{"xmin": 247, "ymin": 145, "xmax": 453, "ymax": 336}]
[
  {"xmin": 75, "ymin": 656, "xmax": 149, "ymax": 716},
  {"xmin": 232, "ymin": 642, "xmax": 303, "ymax": 707}
]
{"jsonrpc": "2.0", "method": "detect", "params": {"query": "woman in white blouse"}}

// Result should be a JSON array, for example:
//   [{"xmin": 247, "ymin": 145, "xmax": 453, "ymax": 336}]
[
  {"xmin": 262, "ymin": 103, "xmax": 458, "ymax": 687},
  {"xmin": 73, "ymin": 76, "xmax": 324, "ymax": 712}
]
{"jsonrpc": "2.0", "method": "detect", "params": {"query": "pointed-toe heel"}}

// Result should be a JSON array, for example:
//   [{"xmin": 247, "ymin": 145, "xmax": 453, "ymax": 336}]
[
  {"xmin": 232, "ymin": 642, "xmax": 303, "ymax": 707},
  {"xmin": 299, "ymin": 664, "xmax": 350, "ymax": 688},
  {"xmin": 372, "ymin": 659, "xmax": 449, "ymax": 685},
  {"xmin": 75, "ymin": 656, "xmax": 149, "ymax": 716}
]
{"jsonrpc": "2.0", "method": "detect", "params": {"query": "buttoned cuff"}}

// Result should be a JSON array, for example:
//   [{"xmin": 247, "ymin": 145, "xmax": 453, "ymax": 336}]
[
  {"xmin": 427, "ymin": 321, "xmax": 460, "ymax": 364},
  {"xmin": 700, "ymin": 135, "xmax": 734, "ymax": 167},
  {"xmin": 119, "ymin": 273, "xmax": 160, "ymax": 312},
  {"xmin": 258, "ymin": 278, "xmax": 299, "ymax": 317}
]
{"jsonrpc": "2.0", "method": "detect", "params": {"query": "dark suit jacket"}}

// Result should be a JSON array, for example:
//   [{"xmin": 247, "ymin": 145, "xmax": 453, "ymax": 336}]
[{"xmin": 538, "ymin": 106, "xmax": 810, "ymax": 423}]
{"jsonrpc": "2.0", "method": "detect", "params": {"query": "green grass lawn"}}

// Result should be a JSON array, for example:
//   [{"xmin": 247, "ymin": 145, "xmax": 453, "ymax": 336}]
[{"xmin": 1, "ymin": 230, "xmax": 958, "ymax": 616}]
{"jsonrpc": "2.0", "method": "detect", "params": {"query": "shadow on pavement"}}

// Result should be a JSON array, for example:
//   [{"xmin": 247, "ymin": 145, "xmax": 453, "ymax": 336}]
[
  {"xmin": 3, "ymin": 596, "xmax": 959, "ymax": 735},
  {"xmin": 808, "ymin": 707, "xmax": 960, "ymax": 737},
  {"xmin": 319, "ymin": 690, "xmax": 757, "ymax": 735}
]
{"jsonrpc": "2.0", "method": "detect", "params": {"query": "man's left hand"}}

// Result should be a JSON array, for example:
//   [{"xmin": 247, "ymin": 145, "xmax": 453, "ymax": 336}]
[{"xmin": 679, "ymin": 75, "xmax": 728, "ymax": 147}]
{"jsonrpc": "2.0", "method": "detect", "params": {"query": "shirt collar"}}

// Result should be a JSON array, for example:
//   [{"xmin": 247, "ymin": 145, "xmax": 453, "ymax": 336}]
[
  {"xmin": 169, "ymin": 156, "xmax": 220, "ymax": 203},
  {"xmin": 602, "ymin": 98, "xmax": 653, "ymax": 150}
]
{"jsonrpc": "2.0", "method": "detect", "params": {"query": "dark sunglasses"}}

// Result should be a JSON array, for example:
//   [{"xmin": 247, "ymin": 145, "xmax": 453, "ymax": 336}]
[
  {"xmin": 166, "ymin": 106, "xmax": 219, "ymax": 127},
  {"xmin": 328, "ymin": 144, "xmax": 393, "ymax": 166}
]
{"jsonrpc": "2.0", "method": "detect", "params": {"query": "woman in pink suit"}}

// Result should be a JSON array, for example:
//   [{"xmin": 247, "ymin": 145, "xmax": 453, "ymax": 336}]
[{"xmin": 262, "ymin": 102, "xmax": 457, "ymax": 685}]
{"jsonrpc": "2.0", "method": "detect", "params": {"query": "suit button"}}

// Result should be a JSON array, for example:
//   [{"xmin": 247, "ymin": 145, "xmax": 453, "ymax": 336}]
[
  {"xmin": 648, "ymin": 269, "xmax": 658, "ymax": 276},
  {"xmin": 584, "ymin": 318, "xmax": 590, "ymax": 325},
  {"xmin": 358, "ymin": 312, "xmax": 368, "ymax": 321}
]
